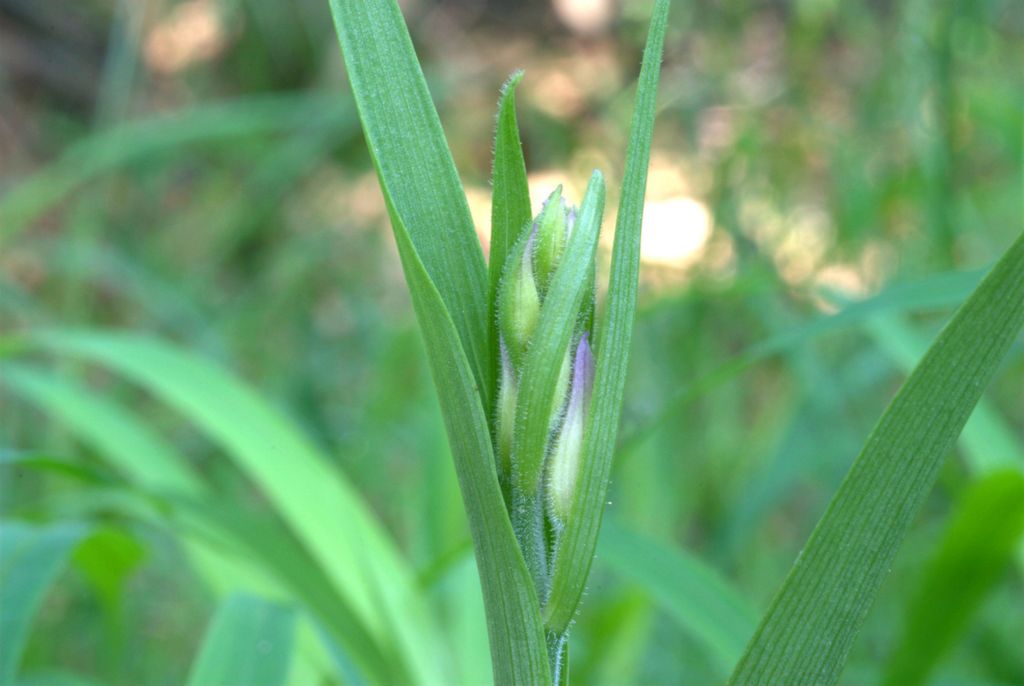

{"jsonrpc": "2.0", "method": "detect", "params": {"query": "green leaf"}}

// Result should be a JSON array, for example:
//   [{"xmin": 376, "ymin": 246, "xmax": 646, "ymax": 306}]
[
  {"xmin": 598, "ymin": 518, "xmax": 757, "ymax": 676},
  {"xmin": 384, "ymin": 189, "xmax": 551, "ymax": 685},
  {"xmin": 0, "ymin": 94, "xmax": 351, "ymax": 243},
  {"xmin": 0, "ymin": 521, "xmax": 90, "ymax": 685},
  {"xmin": 186, "ymin": 594, "xmax": 296, "ymax": 686},
  {"xmin": 621, "ymin": 268, "xmax": 986, "ymax": 455},
  {"xmin": 514, "ymin": 170, "xmax": 605, "ymax": 496},
  {"xmin": 2, "ymin": 362, "xmax": 398, "ymax": 684},
  {"xmin": 15, "ymin": 668, "xmax": 104, "ymax": 686},
  {"xmin": 2, "ymin": 364, "xmax": 206, "ymax": 496},
  {"xmin": 489, "ymin": 70, "xmax": 532, "ymax": 397},
  {"xmin": 881, "ymin": 470, "xmax": 1024, "ymax": 686},
  {"xmin": 174, "ymin": 498, "xmax": 400, "ymax": 684},
  {"xmin": 728, "ymin": 231, "xmax": 1024, "ymax": 686},
  {"xmin": 865, "ymin": 313, "xmax": 1024, "ymax": 473},
  {"xmin": 25, "ymin": 331, "xmax": 444, "ymax": 685},
  {"xmin": 544, "ymin": 0, "xmax": 671, "ymax": 636},
  {"xmin": 0, "ymin": 450, "xmax": 115, "ymax": 485},
  {"xmin": 328, "ymin": 0, "xmax": 491, "ymax": 408}
]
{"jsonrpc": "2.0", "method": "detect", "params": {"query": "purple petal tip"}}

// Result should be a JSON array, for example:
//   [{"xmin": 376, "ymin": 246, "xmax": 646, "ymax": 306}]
[{"xmin": 572, "ymin": 333, "xmax": 595, "ymax": 405}]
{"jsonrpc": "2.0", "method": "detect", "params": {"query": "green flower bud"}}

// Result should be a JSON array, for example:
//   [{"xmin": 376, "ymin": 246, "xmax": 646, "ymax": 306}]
[
  {"xmin": 498, "ymin": 231, "xmax": 541, "ymax": 366},
  {"xmin": 548, "ymin": 344, "xmax": 572, "ymax": 436},
  {"xmin": 547, "ymin": 333, "xmax": 594, "ymax": 527},
  {"xmin": 496, "ymin": 337, "xmax": 517, "ymax": 487},
  {"xmin": 533, "ymin": 186, "xmax": 576, "ymax": 293}
]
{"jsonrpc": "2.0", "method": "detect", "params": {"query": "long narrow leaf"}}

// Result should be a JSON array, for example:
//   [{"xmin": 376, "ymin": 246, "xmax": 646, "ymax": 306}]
[
  {"xmin": 385, "ymin": 189, "xmax": 551, "ymax": 685},
  {"xmin": 0, "ymin": 522, "xmax": 89, "ymax": 685},
  {"xmin": 175, "ymin": 499, "xmax": 401, "ymax": 684},
  {"xmin": 2, "ymin": 363, "xmax": 396, "ymax": 683},
  {"xmin": 544, "ymin": 0, "xmax": 671, "ymax": 635},
  {"xmin": 728, "ymin": 232, "xmax": 1024, "ymax": 686},
  {"xmin": 621, "ymin": 268, "xmax": 985, "ymax": 454},
  {"xmin": 0, "ymin": 94, "xmax": 351, "ymax": 243},
  {"xmin": 881, "ymin": 470, "xmax": 1024, "ymax": 686},
  {"xmin": 599, "ymin": 518, "xmax": 757, "ymax": 676},
  {"xmin": 2, "ymin": 364, "xmax": 206, "ymax": 496},
  {"xmin": 865, "ymin": 313, "xmax": 1024, "ymax": 472},
  {"xmin": 186, "ymin": 594, "xmax": 296, "ymax": 686},
  {"xmin": 28, "ymin": 331, "xmax": 443, "ymax": 685},
  {"xmin": 328, "ymin": 0, "xmax": 491, "ymax": 406}
]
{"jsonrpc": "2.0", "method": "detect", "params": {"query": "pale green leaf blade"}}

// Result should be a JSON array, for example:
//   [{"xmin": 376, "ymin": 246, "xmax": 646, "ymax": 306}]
[
  {"xmin": 881, "ymin": 470, "xmax": 1024, "ymax": 686},
  {"xmin": 28, "ymin": 331, "xmax": 444, "ymax": 685},
  {"xmin": 186, "ymin": 594, "xmax": 296, "ymax": 686},
  {"xmin": 865, "ymin": 313, "xmax": 1024, "ymax": 472},
  {"xmin": 599, "ymin": 518, "xmax": 757, "ymax": 676},
  {"xmin": 328, "ymin": 0, "xmax": 490, "ymax": 405},
  {"xmin": 2, "ymin": 363, "xmax": 392, "ymax": 682},
  {"xmin": 2, "ymin": 364, "xmax": 206, "ymax": 496},
  {"xmin": 0, "ymin": 522, "xmax": 90, "ymax": 685},
  {"xmin": 544, "ymin": 0, "xmax": 671, "ymax": 635},
  {"xmin": 0, "ymin": 94, "xmax": 351, "ymax": 244},
  {"xmin": 729, "ymin": 232, "xmax": 1024, "ymax": 686},
  {"xmin": 174, "ymin": 499, "xmax": 402, "ymax": 684},
  {"xmin": 622, "ymin": 268, "xmax": 986, "ymax": 454},
  {"xmin": 385, "ymin": 191, "xmax": 551, "ymax": 685},
  {"xmin": 514, "ymin": 170, "xmax": 605, "ymax": 495},
  {"xmin": 14, "ymin": 668, "xmax": 104, "ymax": 686}
]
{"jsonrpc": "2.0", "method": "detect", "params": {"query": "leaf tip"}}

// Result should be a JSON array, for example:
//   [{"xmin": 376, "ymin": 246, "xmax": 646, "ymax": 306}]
[{"xmin": 502, "ymin": 69, "xmax": 526, "ymax": 96}]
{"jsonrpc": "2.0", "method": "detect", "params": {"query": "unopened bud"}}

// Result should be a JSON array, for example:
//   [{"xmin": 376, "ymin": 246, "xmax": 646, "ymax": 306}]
[
  {"xmin": 533, "ymin": 186, "xmax": 576, "ymax": 293},
  {"xmin": 548, "ymin": 345, "xmax": 572, "ymax": 435},
  {"xmin": 498, "ymin": 232, "xmax": 541, "ymax": 366},
  {"xmin": 546, "ymin": 333, "xmax": 595, "ymax": 527},
  {"xmin": 496, "ymin": 338, "xmax": 517, "ymax": 485}
]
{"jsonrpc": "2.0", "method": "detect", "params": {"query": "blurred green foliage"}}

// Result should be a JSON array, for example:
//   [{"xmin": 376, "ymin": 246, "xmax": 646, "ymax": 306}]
[{"xmin": 0, "ymin": 0, "xmax": 1021, "ymax": 684}]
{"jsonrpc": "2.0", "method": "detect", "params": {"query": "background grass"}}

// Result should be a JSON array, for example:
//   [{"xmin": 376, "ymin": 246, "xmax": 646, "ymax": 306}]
[{"xmin": 1, "ymin": 0, "xmax": 1022, "ymax": 684}]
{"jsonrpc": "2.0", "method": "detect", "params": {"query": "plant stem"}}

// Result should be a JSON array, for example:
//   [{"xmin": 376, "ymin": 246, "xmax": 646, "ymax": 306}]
[
  {"xmin": 512, "ymin": 488, "xmax": 549, "ymax": 604},
  {"xmin": 547, "ymin": 630, "xmax": 568, "ymax": 684}
]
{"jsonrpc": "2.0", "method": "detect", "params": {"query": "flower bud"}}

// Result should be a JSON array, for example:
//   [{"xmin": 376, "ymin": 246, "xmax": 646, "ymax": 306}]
[
  {"xmin": 546, "ymin": 333, "xmax": 595, "ymax": 527},
  {"xmin": 548, "ymin": 344, "xmax": 572, "ymax": 435},
  {"xmin": 496, "ymin": 337, "xmax": 517, "ymax": 486},
  {"xmin": 533, "ymin": 186, "xmax": 576, "ymax": 293},
  {"xmin": 498, "ymin": 232, "xmax": 541, "ymax": 366}
]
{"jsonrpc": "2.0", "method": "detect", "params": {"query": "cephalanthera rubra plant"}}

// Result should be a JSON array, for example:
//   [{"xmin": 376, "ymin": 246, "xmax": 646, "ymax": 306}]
[
  {"xmin": 329, "ymin": 1, "xmax": 670, "ymax": 681},
  {"xmin": 327, "ymin": 0, "xmax": 1024, "ymax": 683}
]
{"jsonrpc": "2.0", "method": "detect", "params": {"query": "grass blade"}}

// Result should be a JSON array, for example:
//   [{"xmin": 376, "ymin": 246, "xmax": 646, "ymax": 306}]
[
  {"xmin": 26, "ymin": 331, "xmax": 443, "ymax": 685},
  {"xmin": 175, "ymin": 499, "xmax": 401, "ymax": 684},
  {"xmin": 621, "ymin": 268, "xmax": 986, "ymax": 455},
  {"xmin": 328, "ymin": 0, "xmax": 491, "ymax": 406},
  {"xmin": 386, "ymin": 195, "xmax": 551, "ymax": 685},
  {"xmin": 2, "ymin": 363, "xmax": 397, "ymax": 682},
  {"xmin": 0, "ymin": 94, "xmax": 351, "ymax": 243},
  {"xmin": 2, "ymin": 364, "xmax": 206, "ymax": 496},
  {"xmin": 544, "ymin": 0, "xmax": 671, "ymax": 635},
  {"xmin": 186, "ymin": 594, "xmax": 296, "ymax": 686},
  {"xmin": 599, "ymin": 518, "xmax": 756, "ymax": 676},
  {"xmin": 881, "ymin": 470, "xmax": 1024, "ymax": 686},
  {"xmin": 728, "ymin": 232, "xmax": 1024, "ymax": 686},
  {"xmin": 0, "ymin": 522, "xmax": 89, "ymax": 685},
  {"xmin": 15, "ymin": 668, "xmax": 103, "ymax": 686},
  {"xmin": 865, "ymin": 313, "xmax": 1024, "ymax": 473}
]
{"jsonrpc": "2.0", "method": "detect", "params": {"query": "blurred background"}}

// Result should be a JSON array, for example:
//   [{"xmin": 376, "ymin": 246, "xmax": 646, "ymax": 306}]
[{"xmin": 1, "ymin": 0, "xmax": 1022, "ymax": 684}]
